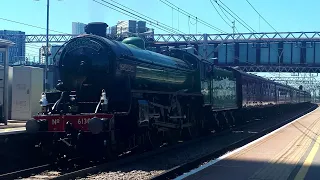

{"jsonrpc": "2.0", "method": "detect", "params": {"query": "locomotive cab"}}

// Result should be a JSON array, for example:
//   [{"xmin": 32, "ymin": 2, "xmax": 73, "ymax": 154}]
[{"xmin": 166, "ymin": 48, "xmax": 200, "ymax": 70}]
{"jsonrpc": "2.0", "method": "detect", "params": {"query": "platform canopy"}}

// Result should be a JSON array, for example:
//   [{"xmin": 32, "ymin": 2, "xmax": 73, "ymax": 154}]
[
  {"xmin": 0, "ymin": 39, "xmax": 15, "ymax": 48},
  {"xmin": 0, "ymin": 38, "xmax": 14, "ymax": 125}
]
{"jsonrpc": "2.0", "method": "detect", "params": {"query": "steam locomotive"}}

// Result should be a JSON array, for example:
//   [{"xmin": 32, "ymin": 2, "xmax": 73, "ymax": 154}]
[{"xmin": 26, "ymin": 22, "xmax": 311, "ymax": 160}]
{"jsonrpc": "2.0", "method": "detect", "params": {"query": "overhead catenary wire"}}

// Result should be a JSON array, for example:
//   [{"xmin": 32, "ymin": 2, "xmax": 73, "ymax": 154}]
[
  {"xmin": 209, "ymin": 0, "xmax": 232, "ymax": 29},
  {"xmin": 1, "ymin": 1, "xmax": 183, "ymax": 36},
  {"xmin": 245, "ymin": 0, "xmax": 278, "ymax": 33},
  {"xmin": 97, "ymin": 0, "xmax": 185, "ymax": 34},
  {"xmin": 215, "ymin": 2, "xmax": 240, "ymax": 34},
  {"xmin": 209, "ymin": 0, "xmax": 283, "ymax": 79},
  {"xmin": 214, "ymin": 0, "xmax": 257, "ymax": 34},
  {"xmin": 93, "ymin": 0, "xmax": 169, "ymax": 35},
  {"xmin": 202, "ymin": 0, "xmax": 257, "ymax": 53},
  {"xmin": 216, "ymin": 0, "xmax": 257, "ymax": 33},
  {"xmin": 1, "ymin": 0, "xmax": 282, "ymax": 69},
  {"xmin": 186, "ymin": 16, "xmax": 198, "ymax": 34},
  {"xmin": 95, "ymin": 0, "xmax": 201, "ymax": 48},
  {"xmin": 93, "ymin": 1, "xmax": 181, "ymax": 37},
  {"xmin": 0, "ymin": 17, "xmax": 68, "ymax": 34},
  {"xmin": 214, "ymin": 0, "xmax": 280, "ymax": 55},
  {"xmin": 2, "ymin": 0, "xmax": 191, "ymax": 53},
  {"xmin": 159, "ymin": 0, "xmax": 226, "ymax": 34},
  {"xmin": 108, "ymin": 0, "xmax": 184, "ymax": 34},
  {"xmin": 242, "ymin": 0, "xmax": 281, "ymax": 77},
  {"xmin": 0, "ymin": 17, "xmax": 66, "ymax": 63},
  {"xmin": 218, "ymin": 0, "xmax": 284, "ymax": 79},
  {"xmin": 218, "ymin": 3, "xmax": 232, "ymax": 23}
]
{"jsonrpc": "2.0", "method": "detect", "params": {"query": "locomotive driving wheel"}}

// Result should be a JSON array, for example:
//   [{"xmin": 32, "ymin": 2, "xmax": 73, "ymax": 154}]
[
  {"xmin": 166, "ymin": 129, "xmax": 183, "ymax": 144},
  {"xmin": 147, "ymin": 126, "xmax": 163, "ymax": 150},
  {"xmin": 187, "ymin": 105, "xmax": 200, "ymax": 139}
]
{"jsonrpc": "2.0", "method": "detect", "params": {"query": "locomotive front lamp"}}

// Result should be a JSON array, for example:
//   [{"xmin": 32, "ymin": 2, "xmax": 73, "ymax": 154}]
[
  {"xmin": 39, "ymin": 92, "xmax": 49, "ymax": 113},
  {"xmin": 68, "ymin": 93, "xmax": 79, "ymax": 113},
  {"xmin": 100, "ymin": 89, "xmax": 108, "ymax": 112}
]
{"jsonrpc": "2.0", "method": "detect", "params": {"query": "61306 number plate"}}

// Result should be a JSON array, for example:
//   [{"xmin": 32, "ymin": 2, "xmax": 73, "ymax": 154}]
[{"xmin": 33, "ymin": 114, "xmax": 114, "ymax": 132}]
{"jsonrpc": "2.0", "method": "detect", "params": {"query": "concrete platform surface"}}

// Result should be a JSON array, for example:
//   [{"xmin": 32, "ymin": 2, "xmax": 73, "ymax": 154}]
[
  {"xmin": 176, "ymin": 107, "xmax": 320, "ymax": 180},
  {"xmin": 0, "ymin": 120, "xmax": 25, "ymax": 129}
]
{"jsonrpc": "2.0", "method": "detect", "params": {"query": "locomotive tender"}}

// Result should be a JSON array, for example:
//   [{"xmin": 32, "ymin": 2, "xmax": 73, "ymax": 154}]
[{"xmin": 26, "ymin": 22, "xmax": 311, "ymax": 159}]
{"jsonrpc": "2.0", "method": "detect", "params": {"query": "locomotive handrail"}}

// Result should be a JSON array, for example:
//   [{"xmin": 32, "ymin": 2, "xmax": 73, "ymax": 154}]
[
  {"xmin": 51, "ymin": 91, "xmax": 65, "ymax": 113},
  {"xmin": 173, "ymin": 89, "xmax": 189, "ymax": 96},
  {"xmin": 202, "ymin": 59, "xmax": 214, "ymax": 65}
]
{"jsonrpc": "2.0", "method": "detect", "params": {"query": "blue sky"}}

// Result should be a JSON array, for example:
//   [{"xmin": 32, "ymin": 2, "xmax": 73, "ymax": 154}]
[{"xmin": 0, "ymin": 0, "xmax": 319, "ymax": 59}]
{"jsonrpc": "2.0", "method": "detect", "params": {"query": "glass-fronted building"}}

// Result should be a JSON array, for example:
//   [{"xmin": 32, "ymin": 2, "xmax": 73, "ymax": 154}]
[
  {"xmin": 72, "ymin": 22, "xmax": 87, "ymax": 35},
  {"xmin": 0, "ymin": 30, "xmax": 25, "ymax": 64}
]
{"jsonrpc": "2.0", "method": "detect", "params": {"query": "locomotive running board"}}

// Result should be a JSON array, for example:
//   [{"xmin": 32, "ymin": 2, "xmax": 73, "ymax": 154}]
[
  {"xmin": 131, "ymin": 90, "xmax": 202, "ymax": 96},
  {"xmin": 154, "ymin": 121, "xmax": 192, "ymax": 129}
]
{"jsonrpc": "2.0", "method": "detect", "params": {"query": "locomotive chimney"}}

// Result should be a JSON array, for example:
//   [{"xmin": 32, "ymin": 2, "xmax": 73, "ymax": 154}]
[{"xmin": 85, "ymin": 22, "xmax": 108, "ymax": 37}]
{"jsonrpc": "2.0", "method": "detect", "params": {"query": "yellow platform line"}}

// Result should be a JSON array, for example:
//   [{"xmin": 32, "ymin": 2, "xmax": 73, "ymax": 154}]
[
  {"xmin": 294, "ymin": 136, "xmax": 320, "ymax": 180},
  {"xmin": 0, "ymin": 127, "xmax": 25, "ymax": 132}
]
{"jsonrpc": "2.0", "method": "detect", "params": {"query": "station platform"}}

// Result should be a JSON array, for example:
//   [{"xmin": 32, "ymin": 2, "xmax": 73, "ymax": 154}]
[
  {"xmin": 177, "ymin": 107, "xmax": 320, "ymax": 180},
  {"xmin": 0, "ymin": 120, "xmax": 25, "ymax": 134}
]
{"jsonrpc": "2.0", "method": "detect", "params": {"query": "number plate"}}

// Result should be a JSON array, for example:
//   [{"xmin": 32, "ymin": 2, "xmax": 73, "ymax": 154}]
[{"xmin": 33, "ymin": 114, "xmax": 114, "ymax": 132}]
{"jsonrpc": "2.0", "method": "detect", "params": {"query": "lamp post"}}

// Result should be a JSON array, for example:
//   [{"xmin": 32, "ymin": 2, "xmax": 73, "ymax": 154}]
[
  {"xmin": 45, "ymin": 0, "xmax": 49, "ymax": 91},
  {"xmin": 35, "ymin": 0, "xmax": 61, "ymax": 91}
]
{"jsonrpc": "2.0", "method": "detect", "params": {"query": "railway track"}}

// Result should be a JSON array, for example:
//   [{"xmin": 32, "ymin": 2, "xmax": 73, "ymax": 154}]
[
  {"xmin": 0, "ymin": 164, "xmax": 50, "ymax": 180},
  {"xmin": 0, "ymin": 132, "xmax": 51, "ymax": 176},
  {"xmin": 0, "ymin": 124, "xmax": 235, "ymax": 180},
  {"xmin": 1, "ymin": 103, "xmax": 315, "ymax": 180}
]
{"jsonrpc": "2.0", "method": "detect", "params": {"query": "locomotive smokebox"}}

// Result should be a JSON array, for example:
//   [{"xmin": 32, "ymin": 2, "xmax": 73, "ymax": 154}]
[{"xmin": 85, "ymin": 22, "xmax": 108, "ymax": 37}]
